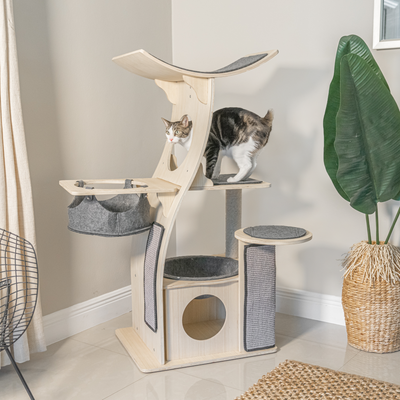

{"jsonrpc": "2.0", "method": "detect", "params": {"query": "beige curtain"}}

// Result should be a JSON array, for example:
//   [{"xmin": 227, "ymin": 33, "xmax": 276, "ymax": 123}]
[{"xmin": 0, "ymin": 0, "xmax": 46, "ymax": 366}]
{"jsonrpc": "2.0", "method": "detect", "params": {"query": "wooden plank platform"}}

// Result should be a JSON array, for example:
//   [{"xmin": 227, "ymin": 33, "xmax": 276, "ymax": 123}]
[
  {"xmin": 190, "ymin": 181, "xmax": 271, "ymax": 191},
  {"xmin": 59, "ymin": 177, "xmax": 271, "ymax": 195},
  {"xmin": 115, "ymin": 327, "xmax": 277, "ymax": 373},
  {"xmin": 59, "ymin": 178, "xmax": 180, "ymax": 196}
]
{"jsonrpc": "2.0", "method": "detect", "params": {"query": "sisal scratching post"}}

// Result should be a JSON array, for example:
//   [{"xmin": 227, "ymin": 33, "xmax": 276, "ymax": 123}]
[{"xmin": 226, "ymin": 189, "xmax": 242, "ymax": 258}]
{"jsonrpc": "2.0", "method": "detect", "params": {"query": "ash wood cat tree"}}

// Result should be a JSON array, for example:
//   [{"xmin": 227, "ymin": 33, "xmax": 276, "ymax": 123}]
[{"xmin": 60, "ymin": 49, "xmax": 279, "ymax": 372}]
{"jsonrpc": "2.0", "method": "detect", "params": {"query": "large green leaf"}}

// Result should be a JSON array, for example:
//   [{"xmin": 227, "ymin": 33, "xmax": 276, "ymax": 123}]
[
  {"xmin": 323, "ymin": 35, "xmax": 389, "ymax": 201},
  {"xmin": 335, "ymin": 53, "xmax": 400, "ymax": 214}
]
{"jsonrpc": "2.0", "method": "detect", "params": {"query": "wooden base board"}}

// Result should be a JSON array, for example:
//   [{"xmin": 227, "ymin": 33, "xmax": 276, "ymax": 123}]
[{"xmin": 115, "ymin": 327, "xmax": 277, "ymax": 373}]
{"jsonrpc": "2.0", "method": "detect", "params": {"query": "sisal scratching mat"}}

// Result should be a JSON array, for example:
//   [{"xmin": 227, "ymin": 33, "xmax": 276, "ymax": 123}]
[
  {"xmin": 144, "ymin": 223, "xmax": 164, "ymax": 332},
  {"xmin": 237, "ymin": 360, "xmax": 400, "ymax": 399},
  {"xmin": 244, "ymin": 245, "xmax": 276, "ymax": 351}
]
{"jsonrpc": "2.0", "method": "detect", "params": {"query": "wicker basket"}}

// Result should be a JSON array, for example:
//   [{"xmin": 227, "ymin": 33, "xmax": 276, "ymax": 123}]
[{"xmin": 342, "ymin": 265, "xmax": 400, "ymax": 353}]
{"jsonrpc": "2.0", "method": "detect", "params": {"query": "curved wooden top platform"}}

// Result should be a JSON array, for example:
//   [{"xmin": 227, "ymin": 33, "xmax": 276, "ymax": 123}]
[{"xmin": 112, "ymin": 49, "xmax": 279, "ymax": 81}]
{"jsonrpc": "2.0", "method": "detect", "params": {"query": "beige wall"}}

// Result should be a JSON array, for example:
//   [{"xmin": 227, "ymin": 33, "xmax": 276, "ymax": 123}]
[
  {"xmin": 13, "ymin": 0, "xmax": 172, "ymax": 315},
  {"xmin": 172, "ymin": 0, "xmax": 400, "ymax": 297},
  {"xmin": 12, "ymin": 0, "xmax": 400, "ymax": 317}
]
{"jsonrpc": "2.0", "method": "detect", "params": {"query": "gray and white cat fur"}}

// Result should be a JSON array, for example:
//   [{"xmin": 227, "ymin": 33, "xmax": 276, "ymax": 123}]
[{"xmin": 161, "ymin": 107, "xmax": 274, "ymax": 183}]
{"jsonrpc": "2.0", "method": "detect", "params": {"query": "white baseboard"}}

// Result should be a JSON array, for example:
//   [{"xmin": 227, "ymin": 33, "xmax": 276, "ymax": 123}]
[
  {"xmin": 43, "ymin": 286, "xmax": 132, "ymax": 346},
  {"xmin": 43, "ymin": 285, "xmax": 344, "ymax": 346},
  {"xmin": 277, "ymin": 286, "xmax": 345, "ymax": 326}
]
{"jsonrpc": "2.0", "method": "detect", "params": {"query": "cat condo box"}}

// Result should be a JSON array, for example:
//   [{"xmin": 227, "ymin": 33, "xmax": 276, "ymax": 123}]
[{"xmin": 163, "ymin": 256, "xmax": 239, "ymax": 360}]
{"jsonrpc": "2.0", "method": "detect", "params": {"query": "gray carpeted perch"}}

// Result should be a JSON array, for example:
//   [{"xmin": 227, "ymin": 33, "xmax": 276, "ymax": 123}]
[{"xmin": 244, "ymin": 225, "xmax": 306, "ymax": 240}]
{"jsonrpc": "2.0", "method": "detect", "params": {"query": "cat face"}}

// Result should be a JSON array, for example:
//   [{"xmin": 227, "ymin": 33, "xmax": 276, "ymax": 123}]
[{"xmin": 162, "ymin": 115, "xmax": 192, "ymax": 144}]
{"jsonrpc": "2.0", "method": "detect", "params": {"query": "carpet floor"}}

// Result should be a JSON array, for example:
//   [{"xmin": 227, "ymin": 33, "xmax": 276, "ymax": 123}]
[{"xmin": 237, "ymin": 359, "xmax": 400, "ymax": 399}]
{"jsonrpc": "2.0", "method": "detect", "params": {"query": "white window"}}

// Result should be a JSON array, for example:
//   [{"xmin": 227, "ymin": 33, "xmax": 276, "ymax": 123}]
[{"xmin": 373, "ymin": 0, "xmax": 400, "ymax": 49}]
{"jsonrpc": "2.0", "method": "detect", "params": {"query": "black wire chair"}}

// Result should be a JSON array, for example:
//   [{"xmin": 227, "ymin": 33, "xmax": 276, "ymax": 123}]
[{"xmin": 1, "ymin": 228, "xmax": 39, "ymax": 400}]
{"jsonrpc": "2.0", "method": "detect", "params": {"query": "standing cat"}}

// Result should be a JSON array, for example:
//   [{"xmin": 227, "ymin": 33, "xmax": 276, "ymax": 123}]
[{"xmin": 161, "ymin": 107, "xmax": 273, "ymax": 183}]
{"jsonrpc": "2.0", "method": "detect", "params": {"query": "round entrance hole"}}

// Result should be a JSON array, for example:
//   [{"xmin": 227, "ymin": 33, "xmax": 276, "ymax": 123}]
[{"xmin": 182, "ymin": 295, "xmax": 226, "ymax": 341}]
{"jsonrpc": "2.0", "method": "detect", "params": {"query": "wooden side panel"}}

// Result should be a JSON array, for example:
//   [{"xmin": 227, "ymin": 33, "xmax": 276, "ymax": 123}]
[
  {"xmin": 154, "ymin": 78, "xmax": 214, "ymax": 187},
  {"xmin": 131, "ymin": 77, "xmax": 215, "ymax": 365},
  {"xmin": 190, "ymin": 163, "xmax": 213, "ymax": 190},
  {"xmin": 182, "ymin": 76, "xmax": 209, "ymax": 105}
]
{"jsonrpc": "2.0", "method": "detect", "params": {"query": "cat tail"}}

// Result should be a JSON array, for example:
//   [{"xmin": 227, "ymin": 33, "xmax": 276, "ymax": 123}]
[{"xmin": 263, "ymin": 109, "xmax": 274, "ymax": 126}]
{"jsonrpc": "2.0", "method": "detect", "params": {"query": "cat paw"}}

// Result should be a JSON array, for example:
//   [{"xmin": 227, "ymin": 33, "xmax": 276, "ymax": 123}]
[{"xmin": 227, "ymin": 177, "xmax": 239, "ymax": 183}]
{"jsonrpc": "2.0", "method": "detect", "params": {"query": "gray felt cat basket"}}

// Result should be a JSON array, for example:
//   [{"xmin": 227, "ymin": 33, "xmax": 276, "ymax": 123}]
[{"xmin": 68, "ymin": 179, "xmax": 153, "ymax": 237}]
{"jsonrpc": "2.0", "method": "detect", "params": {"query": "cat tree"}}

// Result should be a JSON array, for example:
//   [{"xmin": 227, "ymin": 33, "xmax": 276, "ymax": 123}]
[{"xmin": 60, "ymin": 49, "xmax": 284, "ymax": 372}]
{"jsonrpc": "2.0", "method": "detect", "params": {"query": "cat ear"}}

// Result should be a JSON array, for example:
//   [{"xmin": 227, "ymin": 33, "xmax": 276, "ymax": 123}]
[
  {"xmin": 180, "ymin": 115, "xmax": 189, "ymax": 127},
  {"xmin": 264, "ymin": 109, "xmax": 274, "ymax": 124},
  {"xmin": 161, "ymin": 117, "xmax": 172, "ymax": 128}
]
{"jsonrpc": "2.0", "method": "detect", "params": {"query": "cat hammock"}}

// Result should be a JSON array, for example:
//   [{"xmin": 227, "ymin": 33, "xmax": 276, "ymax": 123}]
[
  {"xmin": 60, "ymin": 48, "xmax": 280, "ymax": 372},
  {"xmin": 67, "ymin": 179, "xmax": 153, "ymax": 236}
]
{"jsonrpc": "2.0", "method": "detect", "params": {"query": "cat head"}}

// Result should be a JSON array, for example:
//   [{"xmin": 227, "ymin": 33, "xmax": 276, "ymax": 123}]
[{"xmin": 161, "ymin": 115, "xmax": 192, "ymax": 145}]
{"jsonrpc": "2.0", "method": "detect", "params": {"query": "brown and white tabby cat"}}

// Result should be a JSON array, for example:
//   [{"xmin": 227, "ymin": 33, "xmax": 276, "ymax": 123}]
[{"xmin": 161, "ymin": 107, "xmax": 274, "ymax": 183}]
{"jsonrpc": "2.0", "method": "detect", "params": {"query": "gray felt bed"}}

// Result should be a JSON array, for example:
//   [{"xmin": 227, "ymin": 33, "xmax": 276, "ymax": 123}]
[{"xmin": 164, "ymin": 256, "xmax": 238, "ymax": 281}]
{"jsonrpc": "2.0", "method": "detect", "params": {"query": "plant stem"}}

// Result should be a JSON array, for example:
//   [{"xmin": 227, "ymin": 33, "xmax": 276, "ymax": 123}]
[
  {"xmin": 365, "ymin": 214, "xmax": 372, "ymax": 244},
  {"xmin": 376, "ymin": 206, "xmax": 380, "ymax": 244},
  {"xmin": 385, "ymin": 206, "xmax": 400, "ymax": 244}
]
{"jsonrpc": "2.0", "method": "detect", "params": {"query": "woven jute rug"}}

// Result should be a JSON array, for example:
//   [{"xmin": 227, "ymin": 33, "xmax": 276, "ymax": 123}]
[{"xmin": 236, "ymin": 360, "xmax": 400, "ymax": 399}]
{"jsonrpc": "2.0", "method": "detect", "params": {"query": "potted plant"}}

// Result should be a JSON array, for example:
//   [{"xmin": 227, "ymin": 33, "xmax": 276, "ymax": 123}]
[{"xmin": 324, "ymin": 35, "xmax": 400, "ymax": 353}]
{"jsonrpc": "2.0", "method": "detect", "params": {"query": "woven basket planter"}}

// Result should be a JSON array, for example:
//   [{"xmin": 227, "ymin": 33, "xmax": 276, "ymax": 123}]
[{"xmin": 342, "ymin": 241, "xmax": 400, "ymax": 353}]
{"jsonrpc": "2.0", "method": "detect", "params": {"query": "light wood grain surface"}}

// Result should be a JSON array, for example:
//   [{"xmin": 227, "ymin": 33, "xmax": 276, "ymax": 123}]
[
  {"xmin": 59, "ymin": 178, "xmax": 179, "ymax": 195},
  {"xmin": 113, "ymin": 49, "xmax": 278, "ymax": 81},
  {"xmin": 116, "ymin": 326, "xmax": 277, "ymax": 373}
]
